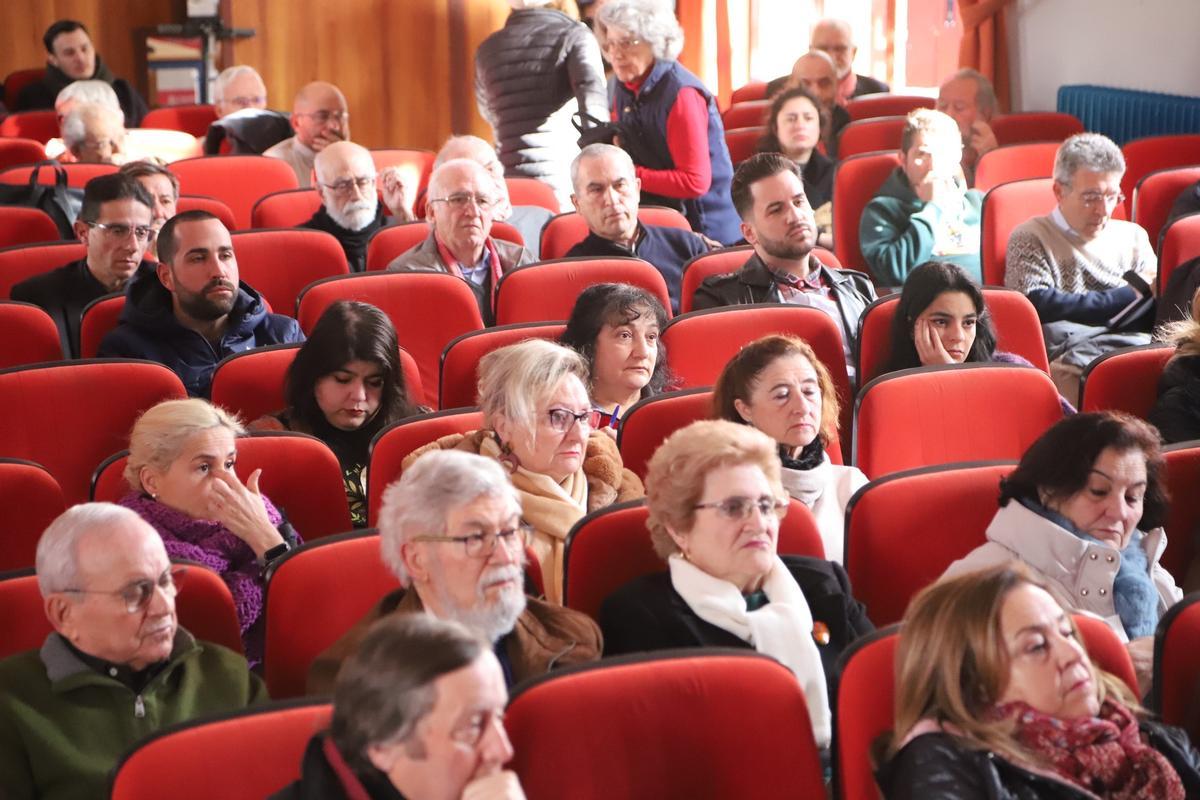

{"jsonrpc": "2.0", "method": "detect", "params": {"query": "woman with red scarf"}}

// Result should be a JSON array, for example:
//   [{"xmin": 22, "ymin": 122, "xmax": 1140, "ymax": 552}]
[{"xmin": 878, "ymin": 564, "xmax": 1200, "ymax": 799}]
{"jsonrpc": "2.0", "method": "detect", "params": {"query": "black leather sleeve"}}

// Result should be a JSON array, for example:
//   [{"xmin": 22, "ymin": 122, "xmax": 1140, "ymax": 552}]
[{"xmin": 876, "ymin": 733, "xmax": 994, "ymax": 800}]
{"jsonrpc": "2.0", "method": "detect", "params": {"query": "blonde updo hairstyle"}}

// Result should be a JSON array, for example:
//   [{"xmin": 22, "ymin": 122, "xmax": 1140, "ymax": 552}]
[
  {"xmin": 477, "ymin": 339, "xmax": 590, "ymax": 451},
  {"xmin": 124, "ymin": 398, "xmax": 244, "ymax": 493}
]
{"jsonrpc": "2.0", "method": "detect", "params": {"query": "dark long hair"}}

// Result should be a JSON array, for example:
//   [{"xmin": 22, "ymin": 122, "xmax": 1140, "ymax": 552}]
[
  {"xmin": 880, "ymin": 260, "xmax": 998, "ymax": 374},
  {"xmin": 559, "ymin": 283, "xmax": 674, "ymax": 399},
  {"xmin": 756, "ymin": 85, "xmax": 828, "ymax": 157},
  {"xmin": 284, "ymin": 300, "xmax": 419, "ymax": 437}
]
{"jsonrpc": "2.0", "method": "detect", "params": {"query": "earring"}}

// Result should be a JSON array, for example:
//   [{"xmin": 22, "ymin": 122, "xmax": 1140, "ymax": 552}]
[{"xmin": 496, "ymin": 438, "xmax": 520, "ymax": 473}]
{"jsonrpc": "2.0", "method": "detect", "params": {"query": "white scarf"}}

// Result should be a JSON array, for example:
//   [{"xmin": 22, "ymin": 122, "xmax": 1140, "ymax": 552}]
[
  {"xmin": 667, "ymin": 553, "xmax": 831, "ymax": 747},
  {"xmin": 779, "ymin": 455, "xmax": 831, "ymax": 509}
]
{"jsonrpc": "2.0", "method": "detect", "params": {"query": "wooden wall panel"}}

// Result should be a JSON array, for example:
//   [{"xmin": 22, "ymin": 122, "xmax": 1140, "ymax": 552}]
[{"xmin": 1, "ymin": 0, "xmax": 178, "ymax": 99}]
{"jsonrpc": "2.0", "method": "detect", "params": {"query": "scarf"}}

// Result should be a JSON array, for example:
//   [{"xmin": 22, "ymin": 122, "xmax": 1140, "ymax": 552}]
[
  {"xmin": 303, "ymin": 205, "xmax": 385, "ymax": 272},
  {"xmin": 480, "ymin": 435, "xmax": 587, "ymax": 604},
  {"xmin": 779, "ymin": 441, "xmax": 831, "ymax": 509},
  {"xmin": 435, "ymin": 234, "xmax": 504, "ymax": 306},
  {"xmin": 996, "ymin": 699, "xmax": 1185, "ymax": 800},
  {"xmin": 668, "ymin": 553, "xmax": 831, "ymax": 747}
]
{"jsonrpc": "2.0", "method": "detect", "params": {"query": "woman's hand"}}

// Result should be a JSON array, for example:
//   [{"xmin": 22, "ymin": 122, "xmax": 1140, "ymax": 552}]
[
  {"xmin": 207, "ymin": 468, "xmax": 284, "ymax": 558},
  {"xmin": 461, "ymin": 771, "xmax": 526, "ymax": 800},
  {"xmin": 380, "ymin": 167, "xmax": 415, "ymax": 222},
  {"xmin": 1126, "ymin": 635, "xmax": 1154, "ymax": 696},
  {"xmin": 913, "ymin": 318, "xmax": 956, "ymax": 366}
]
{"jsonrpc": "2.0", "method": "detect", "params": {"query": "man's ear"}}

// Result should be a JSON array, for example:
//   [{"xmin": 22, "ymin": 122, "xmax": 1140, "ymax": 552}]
[
  {"xmin": 400, "ymin": 541, "xmax": 430, "ymax": 586},
  {"xmin": 740, "ymin": 220, "xmax": 757, "ymax": 247},
  {"xmin": 73, "ymin": 219, "xmax": 90, "ymax": 244},
  {"xmin": 45, "ymin": 593, "xmax": 75, "ymax": 639},
  {"xmin": 156, "ymin": 262, "xmax": 174, "ymax": 291},
  {"xmin": 570, "ymin": 193, "xmax": 581, "ymax": 214},
  {"xmin": 1052, "ymin": 179, "xmax": 1067, "ymax": 205}
]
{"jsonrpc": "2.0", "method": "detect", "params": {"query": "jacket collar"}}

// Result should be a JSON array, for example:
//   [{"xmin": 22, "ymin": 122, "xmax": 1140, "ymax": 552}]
[
  {"xmin": 738, "ymin": 251, "xmax": 842, "ymax": 289},
  {"xmin": 122, "ymin": 269, "xmax": 267, "ymax": 339},
  {"xmin": 42, "ymin": 628, "xmax": 199, "ymax": 691}
]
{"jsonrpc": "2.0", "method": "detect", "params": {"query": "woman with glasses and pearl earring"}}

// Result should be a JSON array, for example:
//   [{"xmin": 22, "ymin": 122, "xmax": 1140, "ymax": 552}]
[
  {"xmin": 403, "ymin": 339, "xmax": 643, "ymax": 604},
  {"xmin": 599, "ymin": 419, "xmax": 873, "ymax": 752}
]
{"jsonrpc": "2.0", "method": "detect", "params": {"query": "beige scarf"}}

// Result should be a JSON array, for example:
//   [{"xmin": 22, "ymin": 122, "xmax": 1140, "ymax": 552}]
[{"xmin": 480, "ymin": 436, "xmax": 587, "ymax": 604}]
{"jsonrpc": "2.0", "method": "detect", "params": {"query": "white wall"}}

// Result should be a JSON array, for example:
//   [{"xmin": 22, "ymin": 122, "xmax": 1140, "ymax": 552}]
[{"xmin": 1011, "ymin": 0, "xmax": 1200, "ymax": 112}]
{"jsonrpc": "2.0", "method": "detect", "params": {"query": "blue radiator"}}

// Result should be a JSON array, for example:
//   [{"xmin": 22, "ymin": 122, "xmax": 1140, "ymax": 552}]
[{"xmin": 1057, "ymin": 84, "xmax": 1200, "ymax": 145}]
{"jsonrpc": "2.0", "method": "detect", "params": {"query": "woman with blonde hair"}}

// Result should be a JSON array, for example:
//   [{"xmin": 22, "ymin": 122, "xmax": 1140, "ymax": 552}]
[
  {"xmin": 402, "ymin": 339, "xmax": 642, "ymax": 603},
  {"xmin": 878, "ymin": 564, "xmax": 1200, "ymax": 798},
  {"xmin": 120, "ymin": 398, "xmax": 301, "ymax": 665}
]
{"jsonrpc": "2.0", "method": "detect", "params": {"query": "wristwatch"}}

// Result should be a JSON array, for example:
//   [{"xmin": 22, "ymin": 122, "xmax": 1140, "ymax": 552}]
[{"xmin": 258, "ymin": 540, "xmax": 292, "ymax": 568}]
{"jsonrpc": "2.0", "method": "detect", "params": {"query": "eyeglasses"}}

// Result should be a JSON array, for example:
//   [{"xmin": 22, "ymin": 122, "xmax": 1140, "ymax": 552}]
[
  {"xmin": 693, "ymin": 495, "xmax": 789, "ymax": 521},
  {"xmin": 1077, "ymin": 190, "xmax": 1126, "ymax": 209},
  {"xmin": 429, "ymin": 192, "xmax": 497, "ymax": 212},
  {"xmin": 226, "ymin": 95, "xmax": 266, "ymax": 109},
  {"xmin": 601, "ymin": 36, "xmax": 644, "ymax": 54},
  {"xmin": 321, "ymin": 175, "xmax": 376, "ymax": 195},
  {"xmin": 85, "ymin": 221, "xmax": 155, "ymax": 242},
  {"xmin": 546, "ymin": 408, "xmax": 602, "ymax": 433},
  {"xmin": 297, "ymin": 110, "xmax": 349, "ymax": 125},
  {"xmin": 412, "ymin": 523, "xmax": 532, "ymax": 558},
  {"xmin": 63, "ymin": 566, "xmax": 186, "ymax": 614}
]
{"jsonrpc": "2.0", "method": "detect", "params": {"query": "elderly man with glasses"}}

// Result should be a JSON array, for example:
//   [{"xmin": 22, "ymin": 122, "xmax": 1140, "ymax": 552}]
[
  {"xmin": 0, "ymin": 503, "xmax": 266, "ymax": 800},
  {"xmin": 11, "ymin": 173, "xmax": 156, "ymax": 357},
  {"xmin": 264, "ymin": 81, "xmax": 350, "ymax": 187},
  {"xmin": 1006, "ymin": 133, "xmax": 1158, "ymax": 397},
  {"xmin": 300, "ymin": 140, "xmax": 414, "ymax": 272},
  {"xmin": 308, "ymin": 450, "xmax": 601, "ymax": 695},
  {"xmin": 386, "ymin": 158, "xmax": 534, "ymax": 324}
]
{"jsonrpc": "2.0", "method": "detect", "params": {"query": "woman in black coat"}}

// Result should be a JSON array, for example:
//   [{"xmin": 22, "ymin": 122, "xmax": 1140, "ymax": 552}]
[{"xmin": 1150, "ymin": 290, "xmax": 1200, "ymax": 444}]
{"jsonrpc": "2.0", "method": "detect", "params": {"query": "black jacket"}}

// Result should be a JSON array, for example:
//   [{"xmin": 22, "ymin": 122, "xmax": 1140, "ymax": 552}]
[
  {"xmin": 565, "ymin": 223, "xmax": 709, "ymax": 314},
  {"xmin": 599, "ymin": 555, "xmax": 873, "ymax": 688},
  {"xmin": 299, "ymin": 205, "xmax": 391, "ymax": 273},
  {"xmin": 876, "ymin": 723, "xmax": 1200, "ymax": 800},
  {"xmin": 1149, "ymin": 353, "xmax": 1200, "ymax": 444},
  {"xmin": 14, "ymin": 57, "xmax": 148, "ymax": 127},
  {"xmin": 97, "ymin": 270, "xmax": 304, "ymax": 397},
  {"xmin": 10, "ymin": 258, "xmax": 154, "ymax": 358},
  {"xmin": 692, "ymin": 252, "xmax": 877, "ymax": 347},
  {"xmin": 270, "ymin": 734, "xmax": 405, "ymax": 800}
]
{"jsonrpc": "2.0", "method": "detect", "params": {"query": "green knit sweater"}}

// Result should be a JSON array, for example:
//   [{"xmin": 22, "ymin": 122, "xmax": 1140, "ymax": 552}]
[{"xmin": 0, "ymin": 630, "xmax": 267, "ymax": 800}]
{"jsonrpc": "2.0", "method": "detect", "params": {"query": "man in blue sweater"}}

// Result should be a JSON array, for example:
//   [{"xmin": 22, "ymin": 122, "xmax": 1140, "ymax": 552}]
[{"xmin": 565, "ymin": 143, "xmax": 713, "ymax": 314}]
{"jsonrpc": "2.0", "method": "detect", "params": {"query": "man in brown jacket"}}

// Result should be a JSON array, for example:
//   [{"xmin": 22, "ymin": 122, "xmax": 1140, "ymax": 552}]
[{"xmin": 308, "ymin": 450, "xmax": 601, "ymax": 694}]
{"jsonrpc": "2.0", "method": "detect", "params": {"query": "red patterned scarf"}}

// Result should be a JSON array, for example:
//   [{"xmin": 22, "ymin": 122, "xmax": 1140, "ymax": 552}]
[{"xmin": 994, "ymin": 699, "xmax": 1184, "ymax": 799}]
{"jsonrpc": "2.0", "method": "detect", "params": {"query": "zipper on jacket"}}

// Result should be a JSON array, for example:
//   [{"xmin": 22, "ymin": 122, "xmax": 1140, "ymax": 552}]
[{"xmin": 134, "ymin": 694, "xmax": 145, "ymax": 718}]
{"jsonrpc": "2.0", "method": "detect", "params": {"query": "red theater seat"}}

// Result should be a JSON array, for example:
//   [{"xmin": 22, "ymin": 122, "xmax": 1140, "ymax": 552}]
[
  {"xmin": 77, "ymin": 294, "xmax": 123, "ymax": 358},
  {"xmin": 973, "ymin": 141, "xmax": 1061, "ymax": 193},
  {"xmin": 539, "ymin": 207, "xmax": 691, "ymax": 261},
  {"xmin": 439, "ymin": 322, "xmax": 566, "ymax": 410},
  {"xmin": 721, "ymin": 100, "xmax": 771, "ymax": 130},
  {"xmin": 2, "ymin": 69, "xmax": 44, "ymax": 109},
  {"xmin": 980, "ymin": 177, "xmax": 1060, "ymax": 286},
  {"xmin": 616, "ymin": 388, "xmax": 715, "ymax": 481},
  {"xmin": 1079, "ymin": 343, "xmax": 1173, "ymax": 417},
  {"xmin": 493, "ymin": 257, "xmax": 671, "ymax": 326},
  {"xmin": 141, "ymin": 104, "xmax": 219, "ymax": 138},
  {"xmin": 176, "ymin": 194, "xmax": 237, "ymax": 231},
  {"xmin": 1132, "ymin": 166, "xmax": 1200, "ymax": 250},
  {"xmin": 363, "ymin": 220, "xmax": 525, "ymax": 271},
  {"xmin": 833, "ymin": 151, "xmax": 901, "ymax": 273},
  {"xmin": 506, "ymin": 650, "xmax": 826, "ymax": 800},
  {"xmin": 232, "ymin": 228, "xmax": 349, "ymax": 316},
  {"xmin": 837, "ymin": 116, "xmax": 906, "ymax": 160},
  {"xmin": 0, "ymin": 111, "xmax": 59, "ymax": 144},
  {"xmin": 0, "ymin": 138, "xmax": 49, "ymax": 171},
  {"xmin": 845, "ymin": 94, "xmax": 934, "ymax": 122},
  {"xmin": 1121, "ymin": 134, "xmax": 1200, "ymax": 218},
  {"xmin": 171, "ymin": 155, "xmax": 300, "ymax": 230},
  {"xmin": 1158, "ymin": 213, "xmax": 1200, "ymax": 295},
  {"xmin": 0, "ymin": 241, "xmax": 86, "ymax": 298},
  {"xmin": 990, "ymin": 112, "xmax": 1084, "ymax": 146},
  {"xmin": 249, "ymin": 188, "xmax": 322, "ymax": 229},
  {"xmin": 0, "ymin": 161, "xmax": 118, "ymax": 189},
  {"xmin": 1161, "ymin": 442, "xmax": 1200, "ymax": 580},
  {"xmin": 1153, "ymin": 593, "xmax": 1200, "ymax": 744},
  {"xmin": 505, "ymin": 177, "xmax": 560, "ymax": 213},
  {"xmin": 0, "ymin": 459, "xmax": 66, "ymax": 572},
  {"xmin": 0, "ymin": 206, "xmax": 65, "ymax": 247},
  {"xmin": 730, "ymin": 81, "xmax": 768, "ymax": 104},
  {"xmin": 724, "ymin": 126, "xmax": 764, "ymax": 167},
  {"xmin": 0, "ymin": 301, "xmax": 64, "ymax": 367}
]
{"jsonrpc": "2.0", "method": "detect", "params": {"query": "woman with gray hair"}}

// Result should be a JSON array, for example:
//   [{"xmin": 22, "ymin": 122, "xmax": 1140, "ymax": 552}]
[
  {"xmin": 403, "ymin": 338, "xmax": 643, "ymax": 603},
  {"xmin": 593, "ymin": 0, "xmax": 742, "ymax": 245},
  {"xmin": 119, "ymin": 398, "xmax": 302, "ymax": 665}
]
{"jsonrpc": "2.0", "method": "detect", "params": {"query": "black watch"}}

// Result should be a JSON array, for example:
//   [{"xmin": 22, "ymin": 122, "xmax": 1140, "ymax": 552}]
[{"xmin": 258, "ymin": 540, "xmax": 292, "ymax": 568}]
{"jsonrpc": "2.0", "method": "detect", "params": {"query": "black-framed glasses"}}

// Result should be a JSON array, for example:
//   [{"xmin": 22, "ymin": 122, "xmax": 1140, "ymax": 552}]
[
  {"xmin": 546, "ymin": 408, "xmax": 602, "ymax": 433},
  {"xmin": 63, "ymin": 566, "xmax": 186, "ymax": 614},
  {"xmin": 693, "ymin": 495, "xmax": 789, "ymax": 521},
  {"xmin": 321, "ymin": 175, "xmax": 376, "ymax": 195},
  {"xmin": 85, "ymin": 221, "xmax": 155, "ymax": 242},
  {"xmin": 429, "ymin": 192, "xmax": 497, "ymax": 212},
  {"xmin": 412, "ymin": 523, "xmax": 532, "ymax": 559}
]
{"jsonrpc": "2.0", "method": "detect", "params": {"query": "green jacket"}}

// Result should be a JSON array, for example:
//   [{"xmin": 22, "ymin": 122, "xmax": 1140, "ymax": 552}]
[
  {"xmin": 0, "ymin": 630, "xmax": 267, "ymax": 800},
  {"xmin": 858, "ymin": 167, "xmax": 983, "ymax": 286}
]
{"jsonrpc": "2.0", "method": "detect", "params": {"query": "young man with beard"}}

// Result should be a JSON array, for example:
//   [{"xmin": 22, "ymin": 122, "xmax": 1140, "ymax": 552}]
[
  {"xmin": 307, "ymin": 450, "xmax": 601, "ymax": 695},
  {"xmin": 300, "ymin": 141, "xmax": 413, "ymax": 272},
  {"xmin": 98, "ymin": 210, "xmax": 304, "ymax": 397},
  {"xmin": 694, "ymin": 152, "xmax": 876, "ymax": 379}
]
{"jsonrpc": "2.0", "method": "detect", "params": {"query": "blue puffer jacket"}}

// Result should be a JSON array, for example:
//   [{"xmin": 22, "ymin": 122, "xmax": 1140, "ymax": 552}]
[{"xmin": 98, "ymin": 271, "xmax": 304, "ymax": 398}]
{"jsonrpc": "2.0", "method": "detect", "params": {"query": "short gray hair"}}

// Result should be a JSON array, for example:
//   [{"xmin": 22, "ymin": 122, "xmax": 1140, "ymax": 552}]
[
  {"xmin": 478, "ymin": 339, "xmax": 589, "ymax": 436},
  {"xmin": 55, "ymin": 80, "xmax": 119, "ymax": 113},
  {"xmin": 427, "ymin": 157, "xmax": 496, "ymax": 203},
  {"xmin": 61, "ymin": 103, "xmax": 124, "ymax": 149},
  {"xmin": 570, "ymin": 143, "xmax": 636, "ymax": 194},
  {"xmin": 125, "ymin": 399, "xmax": 245, "ymax": 492},
  {"xmin": 597, "ymin": 0, "xmax": 685, "ymax": 62},
  {"xmin": 35, "ymin": 503, "xmax": 148, "ymax": 596},
  {"xmin": 944, "ymin": 68, "xmax": 997, "ymax": 120},
  {"xmin": 1054, "ymin": 133, "xmax": 1125, "ymax": 186},
  {"xmin": 377, "ymin": 450, "xmax": 520, "ymax": 586},
  {"xmin": 213, "ymin": 65, "xmax": 263, "ymax": 102}
]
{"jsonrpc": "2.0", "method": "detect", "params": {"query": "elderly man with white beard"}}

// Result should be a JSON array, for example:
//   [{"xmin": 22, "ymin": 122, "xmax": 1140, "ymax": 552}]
[
  {"xmin": 300, "ymin": 140, "xmax": 414, "ymax": 272},
  {"xmin": 307, "ymin": 450, "xmax": 601, "ymax": 694}
]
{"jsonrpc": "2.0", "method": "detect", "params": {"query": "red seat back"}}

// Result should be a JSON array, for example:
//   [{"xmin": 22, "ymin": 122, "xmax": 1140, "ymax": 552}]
[
  {"xmin": 855, "ymin": 289, "xmax": 1050, "ymax": 383},
  {"xmin": 1121, "ymin": 134, "xmax": 1200, "ymax": 218},
  {"xmin": 0, "ymin": 111, "xmax": 59, "ymax": 143},
  {"xmin": 78, "ymin": 294, "xmax": 123, "ymax": 359},
  {"xmin": 0, "ymin": 207, "xmax": 63, "ymax": 248},
  {"xmin": 1075, "ymin": 614, "xmax": 1140, "ymax": 695},
  {"xmin": 232, "ymin": 228, "xmax": 349, "ymax": 316},
  {"xmin": 505, "ymin": 177, "xmax": 560, "ymax": 213},
  {"xmin": 1153, "ymin": 593, "xmax": 1200, "ymax": 744},
  {"xmin": 363, "ymin": 220, "xmax": 525, "ymax": 271},
  {"xmin": 730, "ymin": 81, "xmax": 768, "ymax": 104},
  {"xmin": 837, "ymin": 116, "xmax": 906, "ymax": 160},
  {"xmin": 973, "ymin": 141, "xmax": 1061, "ymax": 193},
  {"xmin": 0, "ymin": 301, "xmax": 64, "ymax": 367},
  {"xmin": 616, "ymin": 388, "xmax": 715, "ymax": 482},
  {"xmin": 1079, "ymin": 343, "xmax": 1173, "ymax": 417},
  {"xmin": 0, "ymin": 161, "xmax": 118, "ymax": 189},
  {"xmin": 264, "ymin": 531, "xmax": 401, "ymax": 698},
  {"xmin": 981, "ymin": 177, "xmax": 1059, "ymax": 286},
  {"xmin": 1132, "ymin": 166, "xmax": 1200, "ymax": 251},
  {"xmin": 0, "ymin": 360, "xmax": 186, "ymax": 503},
  {"xmin": 1161, "ymin": 442, "xmax": 1200, "ymax": 579},
  {"xmin": 176, "ymin": 194, "xmax": 237, "ymax": 232},
  {"xmin": 171, "ymin": 155, "xmax": 300, "ymax": 230},
  {"xmin": 141, "ymin": 104, "xmax": 219, "ymax": 138},
  {"xmin": 845, "ymin": 94, "xmax": 935, "ymax": 122},
  {"xmin": 0, "ymin": 138, "xmax": 49, "ymax": 171},
  {"xmin": 853, "ymin": 364, "xmax": 1063, "ymax": 479},
  {"xmin": 297, "ymin": 272, "xmax": 483, "ymax": 408},
  {"xmin": 3, "ymin": 69, "xmax": 45, "ymax": 109},
  {"xmin": 845, "ymin": 462, "xmax": 1014, "ymax": 626},
  {"xmin": 678, "ymin": 245, "xmax": 842, "ymax": 314},
  {"xmin": 1159, "ymin": 213, "xmax": 1200, "ymax": 294},
  {"xmin": 439, "ymin": 322, "xmax": 566, "ymax": 409},
  {"xmin": 366, "ymin": 409, "xmax": 485, "ymax": 526},
  {"xmin": 990, "ymin": 112, "xmax": 1084, "ymax": 146},
  {"xmin": 834, "ymin": 628, "xmax": 900, "ymax": 800},
  {"xmin": 506, "ymin": 651, "xmax": 826, "ymax": 800},
  {"xmin": 833, "ymin": 151, "xmax": 902, "ymax": 272},
  {"xmin": 370, "ymin": 148, "xmax": 435, "ymax": 193},
  {"xmin": 249, "ymin": 188, "xmax": 322, "ymax": 229},
  {"xmin": 724, "ymin": 126, "xmax": 764, "ymax": 167},
  {"xmin": 0, "ymin": 573, "xmax": 50, "ymax": 658},
  {"xmin": 539, "ymin": 207, "xmax": 692, "ymax": 261},
  {"xmin": 0, "ymin": 459, "xmax": 66, "ymax": 572},
  {"xmin": 494, "ymin": 257, "xmax": 672, "ymax": 326},
  {"xmin": 721, "ymin": 100, "xmax": 772, "ymax": 130},
  {"xmin": 0, "ymin": 241, "xmax": 86, "ymax": 298},
  {"xmin": 110, "ymin": 701, "xmax": 332, "ymax": 800}
]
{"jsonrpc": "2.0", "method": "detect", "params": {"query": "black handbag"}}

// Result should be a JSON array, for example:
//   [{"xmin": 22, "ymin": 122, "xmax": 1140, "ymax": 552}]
[{"xmin": 0, "ymin": 161, "xmax": 82, "ymax": 239}]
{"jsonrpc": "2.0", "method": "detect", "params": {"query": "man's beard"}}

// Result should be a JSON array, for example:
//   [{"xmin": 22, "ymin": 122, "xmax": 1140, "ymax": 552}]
[
  {"xmin": 428, "ymin": 563, "xmax": 526, "ymax": 643},
  {"xmin": 175, "ymin": 277, "xmax": 237, "ymax": 321},
  {"xmin": 328, "ymin": 196, "xmax": 378, "ymax": 232},
  {"xmin": 756, "ymin": 226, "xmax": 814, "ymax": 261}
]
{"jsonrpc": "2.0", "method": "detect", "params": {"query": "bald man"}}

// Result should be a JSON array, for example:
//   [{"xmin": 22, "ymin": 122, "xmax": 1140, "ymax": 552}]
[
  {"xmin": 301, "ymin": 141, "xmax": 413, "ymax": 272},
  {"xmin": 263, "ymin": 81, "xmax": 350, "ymax": 187},
  {"xmin": 810, "ymin": 18, "xmax": 889, "ymax": 105},
  {"xmin": 387, "ymin": 158, "xmax": 534, "ymax": 324},
  {"xmin": 789, "ymin": 51, "xmax": 851, "ymax": 159}
]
